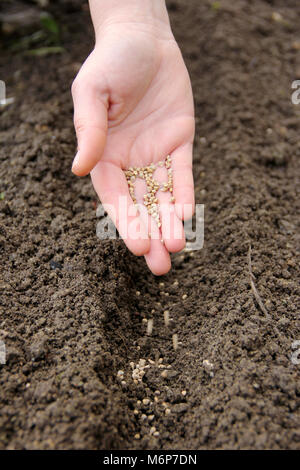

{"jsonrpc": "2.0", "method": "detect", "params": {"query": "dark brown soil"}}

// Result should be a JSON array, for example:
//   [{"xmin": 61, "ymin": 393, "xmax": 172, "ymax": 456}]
[{"xmin": 0, "ymin": 0, "xmax": 299, "ymax": 450}]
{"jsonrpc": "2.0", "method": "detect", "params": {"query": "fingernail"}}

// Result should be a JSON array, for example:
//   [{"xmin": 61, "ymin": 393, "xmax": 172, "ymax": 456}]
[{"xmin": 72, "ymin": 151, "xmax": 80, "ymax": 171}]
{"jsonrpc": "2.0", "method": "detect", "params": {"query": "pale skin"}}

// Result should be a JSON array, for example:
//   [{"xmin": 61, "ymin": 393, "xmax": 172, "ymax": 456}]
[{"xmin": 71, "ymin": 0, "xmax": 195, "ymax": 275}]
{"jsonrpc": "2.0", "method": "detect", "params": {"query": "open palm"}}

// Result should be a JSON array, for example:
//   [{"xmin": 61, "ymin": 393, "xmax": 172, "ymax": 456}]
[{"xmin": 71, "ymin": 25, "xmax": 195, "ymax": 275}]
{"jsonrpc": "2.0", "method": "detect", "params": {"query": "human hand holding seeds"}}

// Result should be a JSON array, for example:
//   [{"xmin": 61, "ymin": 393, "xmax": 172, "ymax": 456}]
[{"xmin": 71, "ymin": 0, "xmax": 195, "ymax": 275}]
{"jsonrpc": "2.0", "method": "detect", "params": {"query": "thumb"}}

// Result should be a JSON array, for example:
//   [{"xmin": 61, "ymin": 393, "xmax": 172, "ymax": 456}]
[{"xmin": 71, "ymin": 78, "xmax": 108, "ymax": 176}]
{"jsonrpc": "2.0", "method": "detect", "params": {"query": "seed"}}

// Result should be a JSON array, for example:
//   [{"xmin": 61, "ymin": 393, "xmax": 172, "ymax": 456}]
[
  {"xmin": 163, "ymin": 310, "xmax": 170, "ymax": 327},
  {"xmin": 136, "ymin": 291, "xmax": 141, "ymax": 296},
  {"xmin": 124, "ymin": 155, "xmax": 173, "ymax": 228},
  {"xmin": 148, "ymin": 414, "xmax": 155, "ymax": 422},
  {"xmin": 172, "ymin": 333, "xmax": 178, "ymax": 351},
  {"xmin": 182, "ymin": 294, "xmax": 187, "ymax": 300},
  {"xmin": 165, "ymin": 408, "xmax": 171, "ymax": 415},
  {"xmin": 181, "ymin": 390, "xmax": 187, "ymax": 396},
  {"xmin": 146, "ymin": 318, "xmax": 153, "ymax": 335},
  {"xmin": 143, "ymin": 398, "xmax": 150, "ymax": 405},
  {"xmin": 203, "ymin": 359, "xmax": 214, "ymax": 371}
]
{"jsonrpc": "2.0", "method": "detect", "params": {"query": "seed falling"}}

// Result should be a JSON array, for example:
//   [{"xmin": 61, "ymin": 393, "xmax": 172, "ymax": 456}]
[
  {"xmin": 124, "ymin": 155, "xmax": 175, "ymax": 228},
  {"xmin": 172, "ymin": 333, "xmax": 178, "ymax": 351},
  {"xmin": 163, "ymin": 310, "xmax": 170, "ymax": 327},
  {"xmin": 146, "ymin": 318, "xmax": 153, "ymax": 336}
]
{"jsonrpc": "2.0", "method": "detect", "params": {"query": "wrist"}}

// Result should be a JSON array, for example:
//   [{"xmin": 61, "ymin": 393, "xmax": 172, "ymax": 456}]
[{"xmin": 89, "ymin": 0, "xmax": 171, "ymax": 40}]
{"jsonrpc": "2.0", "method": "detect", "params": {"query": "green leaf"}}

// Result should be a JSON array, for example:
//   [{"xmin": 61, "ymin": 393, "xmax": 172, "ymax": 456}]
[
  {"xmin": 26, "ymin": 46, "xmax": 64, "ymax": 56},
  {"xmin": 40, "ymin": 13, "xmax": 59, "ymax": 35},
  {"xmin": 211, "ymin": 1, "xmax": 221, "ymax": 10}
]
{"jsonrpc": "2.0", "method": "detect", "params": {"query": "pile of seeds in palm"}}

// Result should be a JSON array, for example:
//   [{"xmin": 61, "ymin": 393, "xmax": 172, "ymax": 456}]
[{"xmin": 124, "ymin": 155, "xmax": 175, "ymax": 228}]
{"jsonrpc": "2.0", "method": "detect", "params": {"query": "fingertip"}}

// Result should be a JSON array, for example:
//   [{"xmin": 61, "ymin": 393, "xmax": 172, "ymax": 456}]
[
  {"xmin": 165, "ymin": 236, "xmax": 185, "ymax": 254},
  {"xmin": 130, "ymin": 238, "xmax": 151, "ymax": 257},
  {"xmin": 71, "ymin": 158, "xmax": 91, "ymax": 177},
  {"xmin": 149, "ymin": 258, "xmax": 172, "ymax": 276},
  {"xmin": 144, "ymin": 241, "xmax": 172, "ymax": 276},
  {"xmin": 174, "ymin": 198, "xmax": 195, "ymax": 221}
]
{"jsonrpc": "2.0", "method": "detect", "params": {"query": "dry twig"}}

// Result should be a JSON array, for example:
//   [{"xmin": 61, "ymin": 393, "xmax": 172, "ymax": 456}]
[{"xmin": 247, "ymin": 245, "xmax": 270, "ymax": 318}]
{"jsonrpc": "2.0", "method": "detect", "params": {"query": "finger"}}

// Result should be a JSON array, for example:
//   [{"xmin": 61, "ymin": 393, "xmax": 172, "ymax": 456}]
[
  {"xmin": 71, "ymin": 79, "xmax": 108, "ymax": 176},
  {"xmin": 152, "ymin": 165, "xmax": 185, "ymax": 253},
  {"xmin": 136, "ymin": 202, "xmax": 171, "ymax": 276},
  {"xmin": 145, "ymin": 237, "xmax": 171, "ymax": 276},
  {"xmin": 91, "ymin": 162, "xmax": 150, "ymax": 256},
  {"xmin": 171, "ymin": 143, "xmax": 195, "ymax": 220},
  {"xmin": 160, "ymin": 202, "xmax": 185, "ymax": 253}
]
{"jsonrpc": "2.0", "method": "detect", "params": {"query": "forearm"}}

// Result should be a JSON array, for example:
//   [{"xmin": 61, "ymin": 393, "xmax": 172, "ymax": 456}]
[{"xmin": 88, "ymin": 0, "xmax": 171, "ymax": 38}]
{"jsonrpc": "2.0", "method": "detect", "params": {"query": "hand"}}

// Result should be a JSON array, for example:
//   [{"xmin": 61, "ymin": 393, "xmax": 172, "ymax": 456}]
[{"xmin": 71, "ymin": 21, "xmax": 195, "ymax": 275}]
